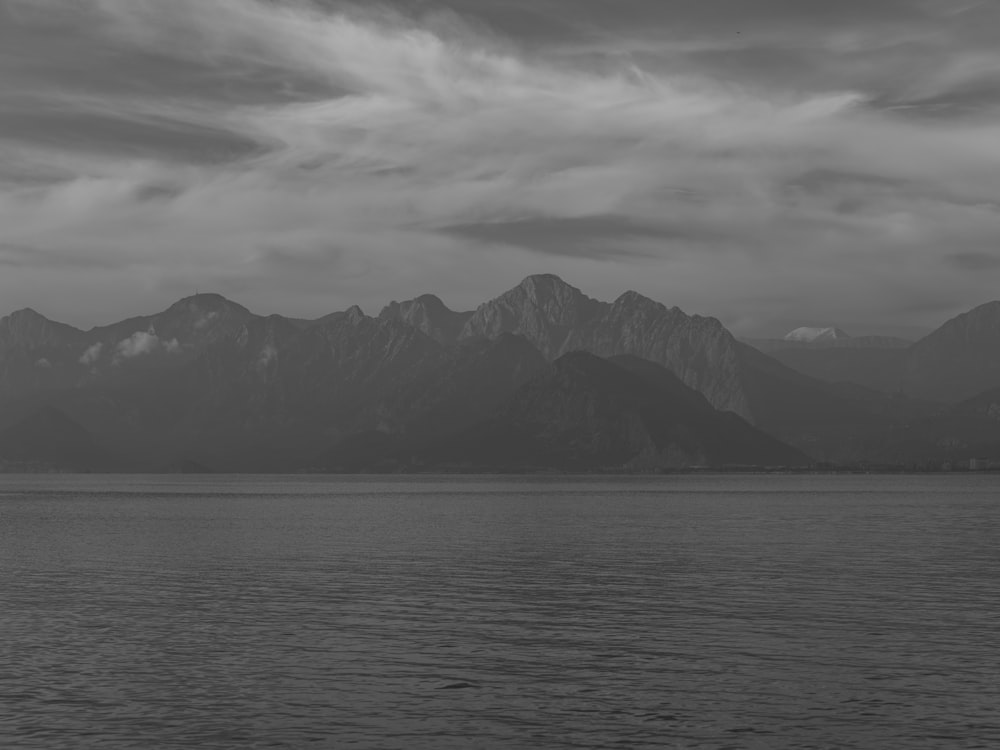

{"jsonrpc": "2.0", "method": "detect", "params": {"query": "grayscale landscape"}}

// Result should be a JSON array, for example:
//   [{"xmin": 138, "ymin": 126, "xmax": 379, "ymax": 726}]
[
  {"xmin": 6, "ymin": 273, "xmax": 1000, "ymax": 473},
  {"xmin": 2, "ymin": 0, "xmax": 999, "ymax": 748}
]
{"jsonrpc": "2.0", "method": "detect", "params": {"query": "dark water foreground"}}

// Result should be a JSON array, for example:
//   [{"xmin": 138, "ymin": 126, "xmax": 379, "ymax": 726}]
[{"xmin": 1, "ymin": 474, "xmax": 998, "ymax": 749}]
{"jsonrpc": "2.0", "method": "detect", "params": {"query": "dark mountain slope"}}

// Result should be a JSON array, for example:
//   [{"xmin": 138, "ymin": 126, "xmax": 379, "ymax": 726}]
[
  {"xmin": 377, "ymin": 333, "xmax": 548, "ymax": 437},
  {"xmin": 459, "ymin": 275, "xmax": 753, "ymax": 418},
  {"xmin": 414, "ymin": 353, "xmax": 809, "ymax": 471},
  {"xmin": 0, "ymin": 407, "xmax": 115, "ymax": 472},
  {"xmin": 766, "ymin": 347, "xmax": 907, "ymax": 393},
  {"xmin": 902, "ymin": 301, "xmax": 1000, "ymax": 403}
]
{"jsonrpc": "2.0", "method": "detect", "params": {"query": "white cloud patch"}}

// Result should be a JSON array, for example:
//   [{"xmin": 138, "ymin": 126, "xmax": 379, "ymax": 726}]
[
  {"xmin": 79, "ymin": 342, "xmax": 104, "ymax": 366},
  {"xmin": 1, "ymin": 0, "xmax": 1000, "ymax": 334},
  {"xmin": 255, "ymin": 344, "xmax": 278, "ymax": 371},
  {"xmin": 113, "ymin": 330, "xmax": 182, "ymax": 363}
]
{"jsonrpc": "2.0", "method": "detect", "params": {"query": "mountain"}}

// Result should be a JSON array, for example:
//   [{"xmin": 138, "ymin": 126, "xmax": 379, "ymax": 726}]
[
  {"xmin": 0, "ymin": 308, "xmax": 86, "ymax": 350},
  {"xmin": 379, "ymin": 294, "xmax": 472, "ymax": 345},
  {"xmin": 454, "ymin": 275, "xmax": 902, "ymax": 461},
  {"xmin": 902, "ymin": 301, "xmax": 1000, "ymax": 403},
  {"xmin": 745, "ymin": 334, "xmax": 911, "ymax": 354},
  {"xmin": 765, "ymin": 348, "xmax": 907, "ymax": 393},
  {"xmin": 0, "ymin": 308, "xmax": 89, "ymax": 396},
  {"xmin": 955, "ymin": 386, "xmax": 1000, "ymax": 421},
  {"xmin": 459, "ymin": 275, "xmax": 753, "ymax": 418},
  {"xmin": 0, "ymin": 298, "xmax": 446, "ymax": 471},
  {"xmin": 4, "ymin": 279, "xmax": 998, "ymax": 471},
  {"xmin": 742, "ymin": 332, "xmax": 911, "ymax": 394},
  {"xmin": 785, "ymin": 327, "xmax": 850, "ymax": 343},
  {"xmin": 410, "ymin": 353, "xmax": 809, "ymax": 471},
  {"xmin": 134, "ymin": 305, "xmax": 445, "ymax": 471},
  {"xmin": 460, "ymin": 274, "xmax": 605, "ymax": 355},
  {"xmin": 0, "ymin": 407, "xmax": 114, "ymax": 472},
  {"xmin": 314, "ymin": 333, "xmax": 550, "ymax": 471},
  {"xmin": 376, "ymin": 333, "xmax": 548, "ymax": 438}
]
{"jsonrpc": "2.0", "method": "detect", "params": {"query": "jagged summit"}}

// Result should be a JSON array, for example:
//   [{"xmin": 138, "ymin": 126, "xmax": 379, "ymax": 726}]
[
  {"xmin": 459, "ymin": 274, "xmax": 604, "ymax": 356},
  {"xmin": 5, "ymin": 275, "xmax": 1000, "ymax": 471},
  {"xmin": 6, "ymin": 307, "xmax": 48, "ymax": 321},
  {"xmin": 0, "ymin": 307, "xmax": 85, "ymax": 348},
  {"xmin": 785, "ymin": 327, "xmax": 850, "ymax": 343},
  {"xmin": 379, "ymin": 293, "xmax": 471, "ymax": 345}
]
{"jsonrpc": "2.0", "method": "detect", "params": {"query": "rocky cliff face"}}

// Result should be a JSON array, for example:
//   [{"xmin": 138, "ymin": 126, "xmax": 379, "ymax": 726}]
[
  {"xmin": 7, "ymin": 280, "xmax": 998, "ymax": 471},
  {"xmin": 459, "ymin": 276, "xmax": 751, "ymax": 418},
  {"xmin": 0, "ymin": 308, "xmax": 86, "ymax": 351},
  {"xmin": 460, "ymin": 274, "xmax": 605, "ymax": 357},
  {"xmin": 379, "ymin": 294, "xmax": 472, "ymax": 345}
]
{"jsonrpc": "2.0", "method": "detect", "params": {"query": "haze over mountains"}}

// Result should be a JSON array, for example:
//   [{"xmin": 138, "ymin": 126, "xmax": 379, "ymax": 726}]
[{"xmin": 3, "ymin": 274, "xmax": 1000, "ymax": 473}]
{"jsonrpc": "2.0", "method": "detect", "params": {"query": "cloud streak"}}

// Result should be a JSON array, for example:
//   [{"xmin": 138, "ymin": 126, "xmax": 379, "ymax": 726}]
[{"xmin": 1, "ymin": 0, "xmax": 999, "ymax": 335}]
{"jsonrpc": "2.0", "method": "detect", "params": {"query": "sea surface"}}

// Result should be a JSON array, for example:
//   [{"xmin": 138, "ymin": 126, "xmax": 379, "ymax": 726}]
[{"xmin": 0, "ymin": 474, "xmax": 998, "ymax": 749}]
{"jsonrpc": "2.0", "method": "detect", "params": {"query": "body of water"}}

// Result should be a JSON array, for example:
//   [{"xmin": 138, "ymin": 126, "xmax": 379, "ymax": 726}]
[{"xmin": 1, "ymin": 474, "xmax": 998, "ymax": 749}]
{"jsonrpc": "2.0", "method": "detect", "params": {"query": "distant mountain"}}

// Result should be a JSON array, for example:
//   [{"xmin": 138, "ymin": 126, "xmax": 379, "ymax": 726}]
[
  {"xmin": 453, "ymin": 275, "xmax": 909, "ymax": 462},
  {"xmin": 0, "ymin": 407, "xmax": 114, "ymax": 472},
  {"xmin": 954, "ymin": 386, "xmax": 1000, "ymax": 421},
  {"xmin": 902, "ymin": 301, "xmax": 1000, "ymax": 403},
  {"xmin": 0, "ymin": 308, "xmax": 86, "ymax": 350},
  {"xmin": 745, "ymin": 334, "xmax": 911, "ymax": 354},
  {"xmin": 408, "ymin": 353, "xmax": 809, "ymax": 471},
  {"xmin": 3, "ymin": 278, "xmax": 999, "ymax": 471},
  {"xmin": 742, "ymin": 331, "xmax": 911, "ymax": 394},
  {"xmin": 785, "ymin": 327, "xmax": 850, "ymax": 343},
  {"xmin": 765, "ymin": 348, "xmax": 907, "ymax": 393},
  {"xmin": 459, "ymin": 275, "xmax": 754, "ymax": 418},
  {"xmin": 377, "ymin": 333, "xmax": 548, "ymax": 438},
  {"xmin": 379, "ymin": 294, "xmax": 472, "ymax": 345}
]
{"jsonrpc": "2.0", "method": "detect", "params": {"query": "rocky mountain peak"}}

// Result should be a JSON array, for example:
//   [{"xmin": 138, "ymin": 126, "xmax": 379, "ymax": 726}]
[
  {"xmin": 513, "ymin": 275, "xmax": 597, "ymax": 318},
  {"xmin": 6, "ymin": 307, "xmax": 47, "ymax": 322},
  {"xmin": 345, "ymin": 305, "xmax": 367, "ymax": 324},
  {"xmin": 1, "ymin": 308, "xmax": 84, "ymax": 349},
  {"xmin": 379, "ymin": 294, "xmax": 471, "ymax": 345},
  {"xmin": 459, "ymin": 274, "xmax": 604, "ymax": 357}
]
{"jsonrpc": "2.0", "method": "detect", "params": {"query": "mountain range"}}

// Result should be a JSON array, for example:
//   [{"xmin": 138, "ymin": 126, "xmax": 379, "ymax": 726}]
[{"xmin": 3, "ymin": 275, "xmax": 1000, "ymax": 473}]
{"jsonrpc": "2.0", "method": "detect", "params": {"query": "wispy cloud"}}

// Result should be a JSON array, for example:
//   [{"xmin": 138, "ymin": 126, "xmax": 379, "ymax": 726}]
[
  {"xmin": 1, "ymin": 0, "xmax": 999, "ymax": 335},
  {"xmin": 113, "ymin": 330, "xmax": 181, "ymax": 363}
]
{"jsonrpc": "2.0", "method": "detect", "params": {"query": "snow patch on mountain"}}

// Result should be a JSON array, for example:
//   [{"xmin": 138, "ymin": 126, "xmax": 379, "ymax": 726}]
[{"xmin": 784, "ymin": 327, "xmax": 850, "ymax": 343}]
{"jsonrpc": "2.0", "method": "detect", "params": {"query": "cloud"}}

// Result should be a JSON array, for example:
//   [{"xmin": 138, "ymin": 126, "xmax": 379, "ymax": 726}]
[
  {"xmin": 0, "ymin": 0, "xmax": 999, "ymax": 336},
  {"xmin": 79, "ymin": 342, "xmax": 104, "ymax": 366},
  {"xmin": 256, "ymin": 344, "xmax": 278, "ymax": 372},
  {"xmin": 113, "ymin": 330, "xmax": 181, "ymax": 363}
]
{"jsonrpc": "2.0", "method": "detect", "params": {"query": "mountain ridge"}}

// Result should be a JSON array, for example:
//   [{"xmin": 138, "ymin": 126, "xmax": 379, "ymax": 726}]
[{"xmin": 4, "ymin": 277, "xmax": 1000, "ymax": 472}]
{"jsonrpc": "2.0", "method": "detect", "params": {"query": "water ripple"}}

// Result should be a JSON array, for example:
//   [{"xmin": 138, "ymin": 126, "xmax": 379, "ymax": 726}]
[{"xmin": 1, "ymin": 474, "xmax": 998, "ymax": 749}]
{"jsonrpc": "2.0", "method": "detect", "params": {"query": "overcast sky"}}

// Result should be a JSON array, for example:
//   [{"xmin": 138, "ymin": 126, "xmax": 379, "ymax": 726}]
[{"xmin": 2, "ymin": 0, "xmax": 999, "ymax": 337}]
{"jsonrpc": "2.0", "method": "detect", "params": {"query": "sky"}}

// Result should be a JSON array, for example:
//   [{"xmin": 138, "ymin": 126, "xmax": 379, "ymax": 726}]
[{"xmin": 2, "ymin": 0, "xmax": 1000, "ymax": 338}]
